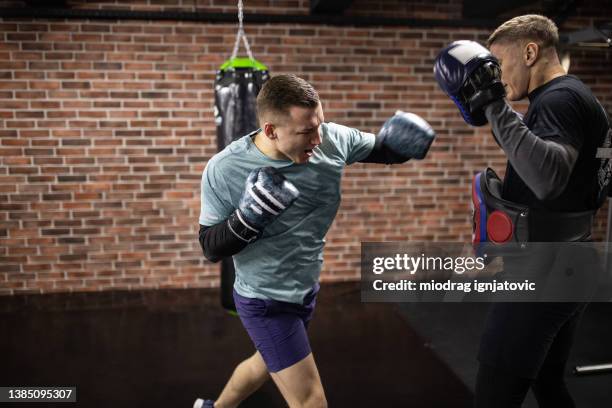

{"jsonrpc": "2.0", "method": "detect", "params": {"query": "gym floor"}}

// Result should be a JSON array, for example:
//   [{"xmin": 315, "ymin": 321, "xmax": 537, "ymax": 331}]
[{"xmin": 1, "ymin": 282, "xmax": 610, "ymax": 408}]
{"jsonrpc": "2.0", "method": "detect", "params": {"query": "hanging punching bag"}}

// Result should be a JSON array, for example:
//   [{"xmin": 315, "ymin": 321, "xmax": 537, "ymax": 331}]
[{"xmin": 214, "ymin": 57, "xmax": 269, "ymax": 312}]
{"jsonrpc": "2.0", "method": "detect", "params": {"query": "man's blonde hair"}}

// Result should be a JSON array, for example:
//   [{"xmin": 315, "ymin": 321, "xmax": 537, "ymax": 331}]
[{"xmin": 487, "ymin": 14, "xmax": 559, "ymax": 50}]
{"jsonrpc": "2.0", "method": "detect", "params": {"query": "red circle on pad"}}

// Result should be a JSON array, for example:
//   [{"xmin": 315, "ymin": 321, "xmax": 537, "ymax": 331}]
[{"xmin": 487, "ymin": 211, "xmax": 513, "ymax": 243}]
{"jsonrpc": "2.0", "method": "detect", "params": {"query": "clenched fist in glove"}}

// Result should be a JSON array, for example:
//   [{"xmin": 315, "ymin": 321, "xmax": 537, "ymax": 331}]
[
  {"xmin": 365, "ymin": 111, "xmax": 436, "ymax": 164},
  {"xmin": 228, "ymin": 167, "xmax": 300, "ymax": 242}
]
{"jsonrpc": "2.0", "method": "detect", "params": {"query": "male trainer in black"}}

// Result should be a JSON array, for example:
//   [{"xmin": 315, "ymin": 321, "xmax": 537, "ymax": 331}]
[{"xmin": 435, "ymin": 14, "xmax": 611, "ymax": 407}]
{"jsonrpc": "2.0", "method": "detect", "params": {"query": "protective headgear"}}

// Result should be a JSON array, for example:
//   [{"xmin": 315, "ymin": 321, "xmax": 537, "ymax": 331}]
[{"xmin": 434, "ymin": 40, "xmax": 505, "ymax": 126}]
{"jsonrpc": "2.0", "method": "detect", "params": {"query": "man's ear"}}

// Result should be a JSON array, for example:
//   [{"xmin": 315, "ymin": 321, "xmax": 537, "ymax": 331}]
[
  {"xmin": 263, "ymin": 122, "xmax": 277, "ymax": 139},
  {"xmin": 524, "ymin": 42, "xmax": 539, "ymax": 67}
]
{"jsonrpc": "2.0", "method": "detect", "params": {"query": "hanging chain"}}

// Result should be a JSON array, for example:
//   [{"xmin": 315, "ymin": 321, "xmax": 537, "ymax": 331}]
[{"xmin": 230, "ymin": 0, "xmax": 254, "ymax": 61}]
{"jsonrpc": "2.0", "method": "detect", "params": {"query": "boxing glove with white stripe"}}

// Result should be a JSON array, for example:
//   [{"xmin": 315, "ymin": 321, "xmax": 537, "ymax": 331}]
[{"xmin": 227, "ymin": 167, "xmax": 300, "ymax": 242}]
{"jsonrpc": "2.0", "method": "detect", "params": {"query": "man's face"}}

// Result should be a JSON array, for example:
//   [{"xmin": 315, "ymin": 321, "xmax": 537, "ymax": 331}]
[
  {"xmin": 490, "ymin": 42, "xmax": 530, "ymax": 101},
  {"xmin": 270, "ymin": 103, "xmax": 324, "ymax": 164}
]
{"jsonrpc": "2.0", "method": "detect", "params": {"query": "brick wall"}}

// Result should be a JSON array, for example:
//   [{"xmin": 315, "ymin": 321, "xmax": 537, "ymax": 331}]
[{"xmin": 1, "ymin": 0, "xmax": 611, "ymax": 294}]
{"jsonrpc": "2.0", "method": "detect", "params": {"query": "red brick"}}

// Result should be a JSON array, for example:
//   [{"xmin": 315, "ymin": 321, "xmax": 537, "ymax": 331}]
[{"xmin": 0, "ymin": 1, "xmax": 609, "ymax": 294}]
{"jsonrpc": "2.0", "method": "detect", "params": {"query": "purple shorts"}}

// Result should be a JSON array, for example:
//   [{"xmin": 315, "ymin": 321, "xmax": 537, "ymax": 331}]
[{"xmin": 233, "ymin": 284, "xmax": 319, "ymax": 373}]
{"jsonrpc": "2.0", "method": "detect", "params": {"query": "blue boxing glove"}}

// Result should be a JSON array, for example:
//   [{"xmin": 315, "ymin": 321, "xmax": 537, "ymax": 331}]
[
  {"xmin": 433, "ymin": 40, "xmax": 506, "ymax": 126},
  {"xmin": 363, "ymin": 111, "xmax": 436, "ymax": 164},
  {"xmin": 227, "ymin": 167, "xmax": 299, "ymax": 243},
  {"xmin": 378, "ymin": 111, "xmax": 436, "ymax": 160}
]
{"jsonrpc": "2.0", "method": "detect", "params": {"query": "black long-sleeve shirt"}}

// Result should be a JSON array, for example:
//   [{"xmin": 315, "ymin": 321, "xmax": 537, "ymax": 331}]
[{"xmin": 484, "ymin": 75, "xmax": 611, "ymax": 212}]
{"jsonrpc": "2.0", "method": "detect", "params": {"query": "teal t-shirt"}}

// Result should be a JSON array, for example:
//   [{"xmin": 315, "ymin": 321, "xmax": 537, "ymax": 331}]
[{"xmin": 199, "ymin": 122, "xmax": 375, "ymax": 304}]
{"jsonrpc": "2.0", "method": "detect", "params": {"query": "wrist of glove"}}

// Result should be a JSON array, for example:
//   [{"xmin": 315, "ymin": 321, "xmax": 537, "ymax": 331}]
[
  {"xmin": 465, "ymin": 61, "xmax": 506, "ymax": 114},
  {"xmin": 229, "ymin": 167, "xmax": 299, "ymax": 243},
  {"xmin": 227, "ymin": 210, "xmax": 260, "ymax": 243},
  {"xmin": 483, "ymin": 98, "xmax": 507, "ymax": 123}
]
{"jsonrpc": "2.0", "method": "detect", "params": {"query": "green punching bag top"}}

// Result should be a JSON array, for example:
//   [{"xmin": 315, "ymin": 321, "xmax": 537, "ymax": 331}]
[{"xmin": 219, "ymin": 57, "xmax": 268, "ymax": 72}]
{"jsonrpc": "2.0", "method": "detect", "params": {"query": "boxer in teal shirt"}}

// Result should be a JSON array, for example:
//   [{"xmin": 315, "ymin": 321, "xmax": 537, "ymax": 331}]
[
  {"xmin": 195, "ymin": 74, "xmax": 435, "ymax": 408},
  {"xmin": 200, "ymin": 121, "xmax": 374, "ymax": 304}
]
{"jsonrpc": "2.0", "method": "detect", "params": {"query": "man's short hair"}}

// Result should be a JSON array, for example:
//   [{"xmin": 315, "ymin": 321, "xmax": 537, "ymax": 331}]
[
  {"xmin": 256, "ymin": 74, "xmax": 319, "ymax": 123},
  {"xmin": 487, "ymin": 14, "xmax": 559, "ymax": 50}
]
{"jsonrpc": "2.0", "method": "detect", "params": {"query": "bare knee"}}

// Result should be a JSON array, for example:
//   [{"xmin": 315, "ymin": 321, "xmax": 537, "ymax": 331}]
[
  {"xmin": 245, "ymin": 353, "xmax": 269, "ymax": 379},
  {"xmin": 302, "ymin": 388, "xmax": 327, "ymax": 408},
  {"xmin": 271, "ymin": 354, "xmax": 326, "ymax": 408}
]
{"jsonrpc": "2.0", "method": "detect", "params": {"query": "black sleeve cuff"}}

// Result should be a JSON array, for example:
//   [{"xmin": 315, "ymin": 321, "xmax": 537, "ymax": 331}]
[{"xmin": 199, "ymin": 217, "xmax": 251, "ymax": 263}]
